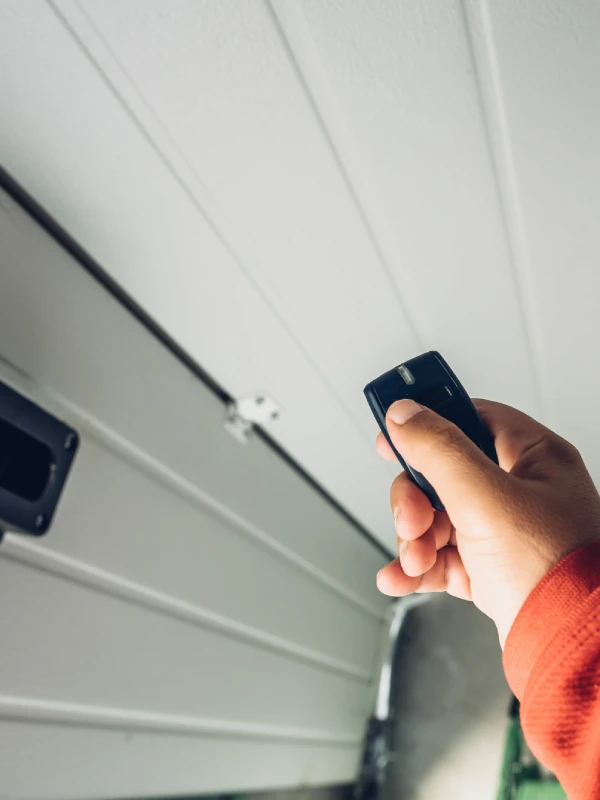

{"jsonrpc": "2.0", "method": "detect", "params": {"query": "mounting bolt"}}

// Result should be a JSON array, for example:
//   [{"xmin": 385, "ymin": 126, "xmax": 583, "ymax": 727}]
[
  {"xmin": 64, "ymin": 432, "xmax": 76, "ymax": 451},
  {"xmin": 255, "ymin": 396, "xmax": 264, "ymax": 405},
  {"xmin": 35, "ymin": 514, "xmax": 46, "ymax": 530}
]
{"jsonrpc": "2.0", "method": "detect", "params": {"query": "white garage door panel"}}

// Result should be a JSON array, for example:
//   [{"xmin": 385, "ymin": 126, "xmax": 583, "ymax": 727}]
[
  {"xmin": 0, "ymin": 193, "xmax": 387, "ymax": 611},
  {"xmin": 7, "ymin": 0, "xmax": 600, "ymax": 550},
  {"xmin": 0, "ymin": 723, "xmax": 358, "ymax": 800},
  {"xmin": 31, "ymin": 438, "xmax": 382, "ymax": 672},
  {"xmin": 73, "ymin": 0, "xmax": 423, "ymax": 420},
  {"xmin": 0, "ymin": 558, "xmax": 366, "ymax": 732},
  {"xmin": 466, "ymin": 0, "xmax": 600, "ymax": 473},
  {"xmin": 287, "ymin": 0, "xmax": 539, "ymax": 414},
  {"xmin": 0, "ymin": 0, "xmax": 398, "ymax": 547},
  {"xmin": 0, "ymin": 184, "xmax": 387, "ymax": 797}
]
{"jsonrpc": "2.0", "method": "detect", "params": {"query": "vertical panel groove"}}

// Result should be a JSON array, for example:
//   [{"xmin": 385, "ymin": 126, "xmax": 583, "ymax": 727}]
[
  {"xmin": 266, "ymin": 0, "xmax": 425, "ymax": 352},
  {"xmin": 460, "ymin": 0, "xmax": 548, "ymax": 419}
]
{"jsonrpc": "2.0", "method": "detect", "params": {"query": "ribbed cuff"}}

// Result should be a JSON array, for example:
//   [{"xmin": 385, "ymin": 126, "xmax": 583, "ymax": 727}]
[{"xmin": 503, "ymin": 542, "xmax": 600, "ymax": 699}]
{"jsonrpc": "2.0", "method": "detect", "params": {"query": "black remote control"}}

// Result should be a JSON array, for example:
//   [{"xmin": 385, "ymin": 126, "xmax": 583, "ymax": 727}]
[{"xmin": 364, "ymin": 351, "xmax": 497, "ymax": 511}]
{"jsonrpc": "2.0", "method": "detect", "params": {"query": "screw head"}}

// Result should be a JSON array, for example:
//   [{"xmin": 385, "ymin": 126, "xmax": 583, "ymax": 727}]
[
  {"xmin": 64, "ymin": 432, "xmax": 77, "ymax": 451},
  {"xmin": 271, "ymin": 411, "xmax": 279, "ymax": 421},
  {"xmin": 255, "ymin": 396, "xmax": 265, "ymax": 405},
  {"xmin": 35, "ymin": 514, "xmax": 46, "ymax": 530}
]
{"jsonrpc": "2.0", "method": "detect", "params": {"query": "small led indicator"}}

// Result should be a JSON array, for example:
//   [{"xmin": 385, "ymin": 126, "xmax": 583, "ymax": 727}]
[{"xmin": 397, "ymin": 364, "xmax": 415, "ymax": 385}]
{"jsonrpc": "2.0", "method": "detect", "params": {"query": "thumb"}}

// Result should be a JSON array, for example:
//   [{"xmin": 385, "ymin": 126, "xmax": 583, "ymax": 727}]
[{"xmin": 386, "ymin": 399, "xmax": 508, "ymax": 522}]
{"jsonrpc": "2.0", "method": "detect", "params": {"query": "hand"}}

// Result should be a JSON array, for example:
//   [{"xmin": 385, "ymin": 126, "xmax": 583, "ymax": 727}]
[{"xmin": 375, "ymin": 399, "xmax": 600, "ymax": 644}]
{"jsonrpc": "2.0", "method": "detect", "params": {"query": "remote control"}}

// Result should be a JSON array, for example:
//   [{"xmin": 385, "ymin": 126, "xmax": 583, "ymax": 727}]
[{"xmin": 364, "ymin": 351, "xmax": 497, "ymax": 511}]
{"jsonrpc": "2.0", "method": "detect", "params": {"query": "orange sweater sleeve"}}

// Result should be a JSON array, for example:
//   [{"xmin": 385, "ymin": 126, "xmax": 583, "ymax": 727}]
[{"xmin": 503, "ymin": 542, "xmax": 600, "ymax": 800}]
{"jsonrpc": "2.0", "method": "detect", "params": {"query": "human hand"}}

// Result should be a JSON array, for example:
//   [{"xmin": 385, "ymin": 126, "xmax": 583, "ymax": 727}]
[{"xmin": 375, "ymin": 399, "xmax": 600, "ymax": 644}]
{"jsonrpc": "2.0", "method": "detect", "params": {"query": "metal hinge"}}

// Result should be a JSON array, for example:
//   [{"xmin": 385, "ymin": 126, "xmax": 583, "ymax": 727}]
[{"xmin": 224, "ymin": 393, "xmax": 282, "ymax": 443}]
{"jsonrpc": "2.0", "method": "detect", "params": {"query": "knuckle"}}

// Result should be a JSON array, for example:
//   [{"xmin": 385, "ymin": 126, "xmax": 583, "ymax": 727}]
[
  {"xmin": 539, "ymin": 432, "xmax": 580, "ymax": 466},
  {"xmin": 565, "ymin": 441, "xmax": 583, "ymax": 466}
]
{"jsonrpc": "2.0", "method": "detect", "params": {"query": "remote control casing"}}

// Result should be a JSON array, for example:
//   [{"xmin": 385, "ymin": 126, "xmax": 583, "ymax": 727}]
[{"xmin": 364, "ymin": 351, "xmax": 497, "ymax": 511}]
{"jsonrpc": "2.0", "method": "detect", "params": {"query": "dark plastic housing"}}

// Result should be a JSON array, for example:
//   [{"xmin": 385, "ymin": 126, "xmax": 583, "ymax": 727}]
[
  {"xmin": 364, "ymin": 351, "xmax": 497, "ymax": 511},
  {"xmin": 0, "ymin": 380, "xmax": 79, "ymax": 536}
]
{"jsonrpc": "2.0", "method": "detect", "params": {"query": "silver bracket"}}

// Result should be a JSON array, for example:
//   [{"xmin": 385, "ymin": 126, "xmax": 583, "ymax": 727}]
[{"xmin": 224, "ymin": 393, "xmax": 282, "ymax": 443}]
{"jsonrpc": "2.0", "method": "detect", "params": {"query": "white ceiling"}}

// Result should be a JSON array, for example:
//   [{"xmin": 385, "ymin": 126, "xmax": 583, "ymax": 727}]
[{"xmin": 1, "ymin": 0, "xmax": 599, "ymax": 550}]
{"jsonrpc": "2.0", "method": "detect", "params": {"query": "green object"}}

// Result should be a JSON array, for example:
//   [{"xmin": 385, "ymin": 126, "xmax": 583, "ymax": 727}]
[
  {"xmin": 516, "ymin": 782, "xmax": 568, "ymax": 800},
  {"xmin": 496, "ymin": 703, "xmax": 566, "ymax": 800}
]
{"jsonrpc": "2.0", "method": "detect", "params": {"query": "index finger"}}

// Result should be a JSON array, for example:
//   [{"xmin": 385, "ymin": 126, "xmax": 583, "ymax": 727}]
[{"xmin": 376, "ymin": 431, "xmax": 396, "ymax": 461}]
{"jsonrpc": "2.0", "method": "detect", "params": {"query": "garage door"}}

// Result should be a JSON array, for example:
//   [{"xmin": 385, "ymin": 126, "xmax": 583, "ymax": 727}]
[{"xmin": 0, "ymin": 176, "xmax": 389, "ymax": 799}]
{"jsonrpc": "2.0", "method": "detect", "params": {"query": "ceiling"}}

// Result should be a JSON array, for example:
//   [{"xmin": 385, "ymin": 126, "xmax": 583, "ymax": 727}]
[{"xmin": 1, "ymin": 0, "xmax": 599, "ymax": 550}]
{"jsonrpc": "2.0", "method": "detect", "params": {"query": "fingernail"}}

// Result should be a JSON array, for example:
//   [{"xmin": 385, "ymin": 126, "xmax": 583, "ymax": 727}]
[
  {"xmin": 398, "ymin": 540, "xmax": 409, "ymax": 562},
  {"xmin": 387, "ymin": 399, "xmax": 424, "ymax": 425}
]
